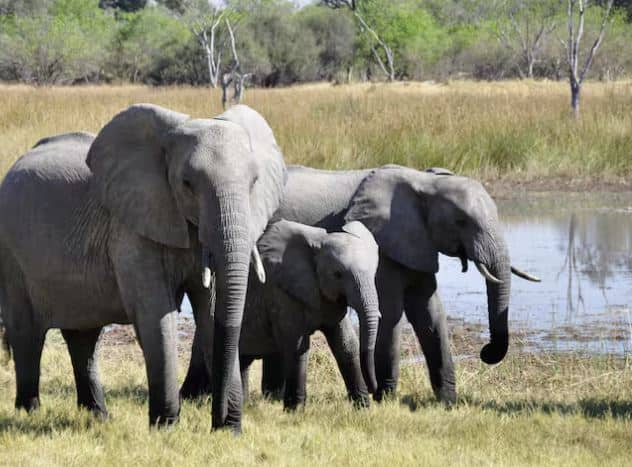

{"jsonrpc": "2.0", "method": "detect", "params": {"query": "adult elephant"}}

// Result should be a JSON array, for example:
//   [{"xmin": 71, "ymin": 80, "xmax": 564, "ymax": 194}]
[
  {"xmin": 182, "ymin": 165, "xmax": 538, "ymax": 404},
  {"xmin": 0, "ymin": 103, "xmax": 286, "ymax": 433}
]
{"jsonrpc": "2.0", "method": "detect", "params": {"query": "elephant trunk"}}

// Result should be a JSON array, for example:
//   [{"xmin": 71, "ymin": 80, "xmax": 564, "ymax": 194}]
[
  {"xmin": 478, "ymin": 235, "xmax": 511, "ymax": 365},
  {"xmin": 206, "ymin": 191, "xmax": 251, "ymax": 431},
  {"xmin": 349, "ymin": 276, "xmax": 380, "ymax": 394}
]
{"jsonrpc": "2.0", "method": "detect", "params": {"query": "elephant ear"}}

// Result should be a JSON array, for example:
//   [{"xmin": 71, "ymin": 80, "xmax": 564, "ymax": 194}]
[
  {"xmin": 342, "ymin": 221, "xmax": 378, "ymax": 250},
  {"xmin": 257, "ymin": 220, "xmax": 325, "ymax": 311},
  {"xmin": 345, "ymin": 166, "xmax": 439, "ymax": 273},
  {"xmin": 215, "ymin": 105, "xmax": 287, "ymax": 243},
  {"xmin": 86, "ymin": 104, "xmax": 190, "ymax": 248}
]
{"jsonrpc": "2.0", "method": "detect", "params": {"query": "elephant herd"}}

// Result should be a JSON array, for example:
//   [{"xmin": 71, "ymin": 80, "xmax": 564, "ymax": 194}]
[{"xmin": 0, "ymin": 104, "xmax": 539, "ymax": 434}]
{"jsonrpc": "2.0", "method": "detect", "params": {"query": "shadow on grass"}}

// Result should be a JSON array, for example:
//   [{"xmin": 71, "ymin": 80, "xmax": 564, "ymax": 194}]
[
  {"xmin": 399, "ymin": 394, "xmax": 632, "ymax": 420},
  {"xmin": 105, "ymin": 384, "xmax": 148, "ymax": 405},
  {"xmin": 0, "ymin": 411, "xmax": 101, "ymax": 436},
  {"xmin": 41, "ymin": 380, "xmax": 149, "ymax": 406}
]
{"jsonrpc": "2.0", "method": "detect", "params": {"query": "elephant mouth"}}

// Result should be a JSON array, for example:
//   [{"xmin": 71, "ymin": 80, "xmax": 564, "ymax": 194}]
[
  {"xmin": 200, "ymin": 244, "xmax": 266, "ymax": 289},
  {"xmin": 457, "ymin": 245, "xmax": 468, "ymax": 273}
]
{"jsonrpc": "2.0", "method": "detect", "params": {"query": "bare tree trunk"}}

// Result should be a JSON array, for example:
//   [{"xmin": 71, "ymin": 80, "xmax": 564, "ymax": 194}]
[
  {"xmin": 562, "ymin": 0, "xmax": 613, "ymax": 118},
  {"xmin": 221, "ymin": 73, "xmax": 232, "ymax": 109},
  {"xmin": 570, "ymin": 78, "xmax": 581, "ymax": 119}
]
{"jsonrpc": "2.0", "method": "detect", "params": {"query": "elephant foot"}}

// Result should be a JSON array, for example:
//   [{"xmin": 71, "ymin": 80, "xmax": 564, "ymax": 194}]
[
  {"xmin": 373, "ymin": 386, "xmax": 396, "ymax": 403},
  {"xmin": 262, "ymin": 387, "xmax": 284, "ymax": 401},
  {"xmin": 282, "ymin": 399, "xmax": 305, "ymax": 412},
  {"xmin": 149, "ymin": 414, "xmax": 179, "ymax": 428},
  {"xmin": 15, "ymin": 396, "xmax": 40, "ymax": 413},
  {"xmin": 350, "ymin": 395, "xmax": 370, "ymax": 409},
  {"xmin": 211, "ymin": 420, "xmax": 242, "ymax": 436},
  {"xmin": 180, "ymin": 378, "xmax": 213, "ymax": 401},
  {"xmin": 89, "ymin": 407, "xmax": 109, "ymax": 422},
  {"xmin": 436, "ymin": 387, "xmax": 457, "ymax": 407}
]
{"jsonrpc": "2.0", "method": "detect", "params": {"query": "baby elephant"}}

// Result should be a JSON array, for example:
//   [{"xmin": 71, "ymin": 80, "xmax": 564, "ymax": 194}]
[{"xmin": 239, "ymin": 219, "xmax": 381, "ymax": 410}]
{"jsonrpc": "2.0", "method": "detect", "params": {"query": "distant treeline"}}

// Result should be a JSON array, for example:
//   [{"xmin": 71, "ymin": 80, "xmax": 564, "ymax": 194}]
[{"xmin": 1, "ymin": 0, "xmax": 631, "ymax": 86}]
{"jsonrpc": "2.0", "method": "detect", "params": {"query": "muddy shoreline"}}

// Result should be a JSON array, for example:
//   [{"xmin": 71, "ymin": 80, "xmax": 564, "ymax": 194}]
[{"xmin": 100, "ymin": 315, "xmax": 626, "ymax": 363}]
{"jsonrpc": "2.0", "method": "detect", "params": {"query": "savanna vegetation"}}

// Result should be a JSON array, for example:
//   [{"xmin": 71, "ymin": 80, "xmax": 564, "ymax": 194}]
[
  {"xmin": 1, "ymin": 81, "xmax": 631, "ymax": 187},
  {"xmin": 0, "ymin": 325, "xmax": 631, "ymax": 466},
  {"xmin": 0, "ymin": 0, "xmax": 630, "ymax": 86}
]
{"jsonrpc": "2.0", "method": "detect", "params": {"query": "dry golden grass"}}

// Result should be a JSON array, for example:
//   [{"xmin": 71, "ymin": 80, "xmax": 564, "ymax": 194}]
[
  {"xmin": 0, "ymin": 329, "xmax": 631, "ymax": 466},
  {"xmin": 1, "ymin": 81, "xmax": 632, "ymax": 465},
  {"xmin": 1, "ymin": 80, "xmax": 632, "ymax": 184}
]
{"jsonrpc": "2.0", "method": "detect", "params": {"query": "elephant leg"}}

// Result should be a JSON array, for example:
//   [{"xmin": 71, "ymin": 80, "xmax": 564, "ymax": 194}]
[
  {"xmin": 404, "ymin": 275, "xmax": 456, "ymax": 405},
  {"xmin": 374, "ymin": 258, "xmax": 405, "ymax": 402},
  {"xmin": 281, "ymin": 334, "xmax": 310, "ymax": 411},
  {"xmin": 61, "ymin": 328, "xmax": 108, "ymax": 419},
  {"xmin": 0, "ymin": 278, "xmax": 44, "ymax": 412},
  {"xmin": 321, "ymin": 318, "xmax": 370, "ymax": 408},
  {"xmin": 134, "ymin": 310, "xmax": 180, "ymax": 427},
  {"xmin": 181, "ymin": 325, "xmax": 212, "ymax": 399},
  {"xmin": 12, "ymin": 328, "xmax": 45, "ymax": 412},
  {"xmin": 261, "ymin": 353, "xmax": 284, "ymax": 401},
  {"xmin": 181, "ymin": 289, "xmax": 214, "ymax": 400},
  {"xmin": 239, "ymin": 355, "xmax": 254, "ymax": 404}
]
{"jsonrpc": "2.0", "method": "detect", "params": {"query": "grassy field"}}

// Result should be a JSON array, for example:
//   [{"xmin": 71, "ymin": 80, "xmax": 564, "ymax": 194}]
[
  {"xmin": 0, "ymin": 327, "xmax": 631, "ymax": 466},
  {"xmin": 1, "ymin": 81, "xmax": 632, "ymax": 465},
  {"xmin": 1, "ymin": 80, "xmax": 632, "ymax": 188}
]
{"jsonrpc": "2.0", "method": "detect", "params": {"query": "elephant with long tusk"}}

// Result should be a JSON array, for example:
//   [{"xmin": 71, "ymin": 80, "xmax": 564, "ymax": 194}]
[
  {"xmin": 182, "ymin": 164, "xmax": 539, "ymax": 405},
  {"xmin": 0, "ymin": 103, "xmax": 286, "ymax": 434}
]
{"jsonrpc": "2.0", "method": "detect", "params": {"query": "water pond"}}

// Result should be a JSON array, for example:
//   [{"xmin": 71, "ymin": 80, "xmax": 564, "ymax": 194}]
[{"xmin": 438, "ymin": 192, "xmax": 632, "ymax": 355}]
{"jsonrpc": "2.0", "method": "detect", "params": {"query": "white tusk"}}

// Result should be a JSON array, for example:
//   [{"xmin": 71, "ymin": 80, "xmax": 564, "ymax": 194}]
[
  {"xmin": 475, "ymin": 262, "xmax": 503, "ymax": 284},
  {"xmin": 511, "ymin": 266, "xmax": 541, "ymax": 282},
  {"xmin": 202, "ymin": 267, "xmax": 212, "ymax": 289},
  {"xmin": 251, "ymin": 246, "xmax": 266, "ymax": 284},
  {"xmin": 201, "ymin": 247, "xmax": 212, "ymax": 289}
]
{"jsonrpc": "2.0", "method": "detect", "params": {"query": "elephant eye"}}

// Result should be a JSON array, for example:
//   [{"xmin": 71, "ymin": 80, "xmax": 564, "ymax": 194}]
[
  {"xmin": 249, "ymin": 175, "xmax": 259, "ymax": 192},
  {"xmin": 333, "ymin": 271, "xmax": 343, "ymax": 280},
  {"xmin": 183, "ymin": 179, "xmax": 193, "ymax": 191},
  {"xmin": 455, "ymin": 219, "xmax": 467, "ymax": 228}
]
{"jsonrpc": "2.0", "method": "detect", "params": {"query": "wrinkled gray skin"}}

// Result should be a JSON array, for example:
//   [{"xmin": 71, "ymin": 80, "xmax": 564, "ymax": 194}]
[
  {"xmin": 184, "ymin": 164, "xmax": 537, "ymax": 403},
  {"xmin": 235, "ymin": 219, "xmax": 380, "ymax": 409},
  {"xmin": 0, "ymin": 104, "xmax": 285, "ymax": 433}
]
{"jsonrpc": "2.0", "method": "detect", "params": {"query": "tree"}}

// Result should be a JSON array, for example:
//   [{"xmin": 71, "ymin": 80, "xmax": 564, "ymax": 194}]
[
  {"xmin": 562, "ymin": 0, "xmax": 614, "ymax": 117},
  {"xmin": 112, "ymin": 6, "xmax": 191, "ymax": 83},
  {"xmin": 187, "ymin": 3, "xmax": 228, "ymax": 88},
  {"xmin": 182, "ymin": 1, "xmax": 252, "ymax": 104},
  {"xmin": 495, "ymin": 0, "xmax": 559, "ymax": 78},
  {"xmin": 98, "ymin": 0, "xmax": 147, "ymax": 12},
  {"xmin": 0, "ymin": 0, "xmax": 115, "ymax": 84},
  {"xmin": 321, "ymin": 0, "xmax": 395, "ymax": 81}
]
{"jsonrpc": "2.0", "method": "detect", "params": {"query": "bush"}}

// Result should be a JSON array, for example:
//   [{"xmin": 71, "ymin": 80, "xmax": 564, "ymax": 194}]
[{"xmin": 0, "ymin": 0, "xmax": 115, "ymax": 84}]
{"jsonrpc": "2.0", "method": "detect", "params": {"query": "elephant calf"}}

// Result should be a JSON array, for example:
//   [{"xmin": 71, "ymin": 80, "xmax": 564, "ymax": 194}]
[{"xmin": 235, "ymin": 219, "xmax": 381, "ymax": 410}]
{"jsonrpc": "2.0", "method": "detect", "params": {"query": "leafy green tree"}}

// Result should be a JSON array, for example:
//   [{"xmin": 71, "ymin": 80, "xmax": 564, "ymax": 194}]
[
  {"xmin": 0, "ymin": 0, "xmax": 115, "ymax": 83},
  {"xmin": 296, "ymin": 5, "xmax": 356, "ymax": 81},
  {"xmin": 110, "ymin": 5, "xmax": 191, "ymax": 82},
  {"xmin": 98, "ymin": 0, "xmax": 147, "ymax": 12}
]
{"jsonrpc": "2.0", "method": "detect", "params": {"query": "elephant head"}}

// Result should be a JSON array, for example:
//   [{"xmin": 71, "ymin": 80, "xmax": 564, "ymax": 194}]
[
  {"xmin": 345, "ymin": 165, "xmax": 539, "ymax": 366},
  {"xmin": 258, "ymin": 220, "xmax": 381, "ymax": 393},
  {"xmin": 86, "ymin": 104, "xmax": 285, "ymax": 429}
]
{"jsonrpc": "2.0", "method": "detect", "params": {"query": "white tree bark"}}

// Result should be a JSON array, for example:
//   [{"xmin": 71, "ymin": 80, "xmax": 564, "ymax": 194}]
[{"xmin": 561, "ymin": 0, "xmax": 613, "ymax": 118}]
